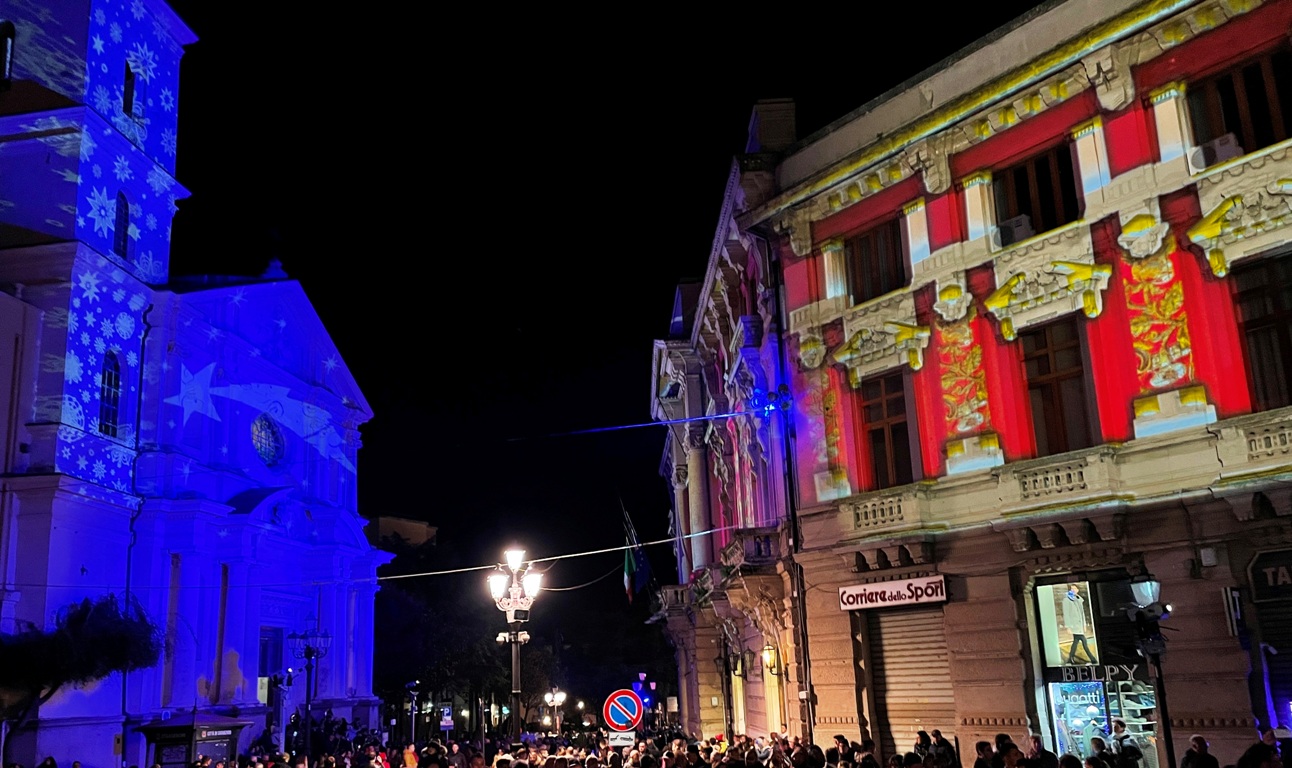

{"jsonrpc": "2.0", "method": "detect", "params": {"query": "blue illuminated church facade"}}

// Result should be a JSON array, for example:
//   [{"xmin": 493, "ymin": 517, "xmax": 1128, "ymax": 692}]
[{"xmin": 0, "ymin": 0, "xmax": 387, "ymax": 761}]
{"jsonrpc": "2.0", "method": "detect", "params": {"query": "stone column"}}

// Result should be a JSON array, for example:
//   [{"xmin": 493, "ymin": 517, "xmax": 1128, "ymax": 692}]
[
  {"xmin": 687, "ymin": 424, "xmax": 711, "ymax": 570},
  {"xmin": 672, "ymin": 463, "xmax": 692, "ymax": 577},
  {"xmin": 902, "ymin": 199, "xmax": 931, "ymax": 268},
  {"xmin": 1071, "ymin": 117, "xmax": 1112, "ymax": 200},
  {"xmin": 821, "ymin": 239, "xmax": 848, "ymax": 300},
  {"xmin": 962, "ymin": 173, "xmax": 995, "ymax": 244},
  {"xmin": 1150, "ymin": 83, "xmax": 1191, "ymax": 168}
]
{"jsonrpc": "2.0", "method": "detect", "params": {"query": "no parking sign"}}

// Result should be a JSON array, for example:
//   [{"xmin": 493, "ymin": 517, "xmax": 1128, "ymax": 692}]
[{"xmin": 602, "ymin": 689, "xmax": 644, "ymax": 732}]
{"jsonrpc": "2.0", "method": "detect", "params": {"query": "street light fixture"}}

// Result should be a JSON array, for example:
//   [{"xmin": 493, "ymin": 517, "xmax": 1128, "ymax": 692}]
[
  {"xmin": 544, "ymin": 688, "xmax": 567, "ymax": 733},
  {"xmin": 489, "ymin": 547, "xmax": 542, "ymax": 745},
  {"xmin": 287, "ymin": 616, "xmax": 331, "ymax": 762}
]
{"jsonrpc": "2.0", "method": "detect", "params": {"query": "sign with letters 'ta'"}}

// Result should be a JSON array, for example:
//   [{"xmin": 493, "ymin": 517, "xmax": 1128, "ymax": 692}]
[
  {"xmin": 839, "ymin": 574, "xmax": 946, "ymax": 611},
  {"xmin": 1250, "ymin": 549, "xmax": 1292, "ymax": 603}
]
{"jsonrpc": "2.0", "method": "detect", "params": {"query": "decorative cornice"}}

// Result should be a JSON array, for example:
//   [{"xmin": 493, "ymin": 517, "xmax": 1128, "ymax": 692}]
[{"xmin": 743, "ymin": 0, "xmax": 1202, "ymax": 229}]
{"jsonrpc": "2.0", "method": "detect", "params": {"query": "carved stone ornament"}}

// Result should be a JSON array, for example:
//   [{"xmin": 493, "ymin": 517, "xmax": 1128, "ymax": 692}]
[
  {"xmin": 1190, "ymin": 144, "xmax": 1292, "ymax": 277},
  {"xmin": 773, "ymin": 208, "xmax": 815, "ymax": 258},
  {"xmin": 832, "ymin": 292, "xmax": 928, "ymax": 383},
  {"xmin": 1082, "ymin": 43, "xmax": 1137, "ymax": 112},
  {"xmin": 985, "ymin": 224, "xmax": 1110, "ymax": 340},
  {"xmin": 798, "ymin": 331, "xmax": 826, "ymax": 370},
  {"xmin": 933, "ymin": 274, "xmax": 971, "ymax": 322},
  {"xmin": 1118, "ymin": 202, "xmax": 1174, "ymax": 260}
]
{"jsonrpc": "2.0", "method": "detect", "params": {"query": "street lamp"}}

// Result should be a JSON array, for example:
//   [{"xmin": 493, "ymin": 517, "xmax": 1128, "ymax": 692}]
[
  {"xmin": 287, "ymin": 616, "xmax": 331, "ymax": 762},
  {"xmin": 544, "ymin": 688, "xmax": 567, "ymax": 733},
  {"xmin": 1128, "ymin": 574, "xmax": 1176, "ymax": 768},
  {"xmin": 489, "ymin": 547, "xmax": 542, "ymax": 746}
]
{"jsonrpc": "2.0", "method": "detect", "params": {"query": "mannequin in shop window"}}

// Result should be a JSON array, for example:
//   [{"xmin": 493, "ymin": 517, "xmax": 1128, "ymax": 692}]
[{"xmin": 1064, "ymin": 584, "xmax": 1096, "ymax": 664}]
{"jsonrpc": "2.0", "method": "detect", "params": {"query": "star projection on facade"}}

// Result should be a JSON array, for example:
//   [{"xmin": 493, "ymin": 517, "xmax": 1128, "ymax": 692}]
[{"xmin": 163, "ymin": 363, "xmax": 221, "ymax": 425}]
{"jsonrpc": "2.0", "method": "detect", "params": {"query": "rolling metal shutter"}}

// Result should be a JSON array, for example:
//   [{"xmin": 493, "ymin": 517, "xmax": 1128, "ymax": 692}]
[
  {"xmin": 1260, "ymin": 599, "xmax": 1292, "ymax": 727},
  {"xmin": 867, "ymin": 605, "xmax": 958, "ymax": 761}
]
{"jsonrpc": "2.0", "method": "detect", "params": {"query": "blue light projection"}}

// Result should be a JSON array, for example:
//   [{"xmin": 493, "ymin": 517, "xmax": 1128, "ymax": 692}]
[
  {"xmin": 52, "ymin": 251, "xmax": 149, "ymax": 497},
  {"xmin": 6, "ymin": 0, "xmax": 188, "ymax": 174}
]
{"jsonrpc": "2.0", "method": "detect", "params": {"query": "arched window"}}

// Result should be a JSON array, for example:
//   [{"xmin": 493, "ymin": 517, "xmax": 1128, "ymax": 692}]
[
  {"xmin": 0, "ymin": 20, "xmax": 15, "ymax": 92},
  {"xmin": 114, "ymin": 191, "xmax": 129, "ymax": 259},
  {"xmin": 98, "ymin": 351, "xmax": 121, "ymax": 438}
]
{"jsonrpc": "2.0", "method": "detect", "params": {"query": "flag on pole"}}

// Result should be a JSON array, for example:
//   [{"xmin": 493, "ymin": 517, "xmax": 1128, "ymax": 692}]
[{"xmin": 622, "ymin": 499, "xmax": 651, "ymax": 604}]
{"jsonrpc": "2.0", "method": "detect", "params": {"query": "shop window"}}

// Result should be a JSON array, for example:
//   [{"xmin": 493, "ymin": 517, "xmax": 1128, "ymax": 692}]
[
  {"xmin": 858, "ymin": 369, "xmax": 916, "ymax": 490},
  {"xmin": 114, "ymin": 191, "xmax": 130, "ymax": 259},
  {"xmin": 98, "ymin": 351, "xmax": 120, "ymax": 438},
  {"xmin": 993, "ymin": 143, "xmax": 1081, "ymax": 247},
  {"xmin": 845, "ymin": 218, "xmax": 907, "ymax": 306},
  {"xmin": 1187, "ymin": 48, "xmax": 1292, "ymax": 164},
  {"xmin": 1020, "ymin": 318, "xmax": 1094, "ymax": 457},
  {"xmin": 1232, "ymin": 251, "xmax": 1292, "ymax": 411},
  {"xmin": 0, "ymin": 20, "xmax": 15, "ymax": 91}
]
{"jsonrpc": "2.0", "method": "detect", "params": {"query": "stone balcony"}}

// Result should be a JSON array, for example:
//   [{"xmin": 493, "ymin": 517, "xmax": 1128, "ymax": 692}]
[
  {"xmin": 799, "ymin": 405, "xmax": 1292, "ymax": 553},
  {"xmin": 719, "ymin": 525, "xmax": 785, "ymax": 570}
]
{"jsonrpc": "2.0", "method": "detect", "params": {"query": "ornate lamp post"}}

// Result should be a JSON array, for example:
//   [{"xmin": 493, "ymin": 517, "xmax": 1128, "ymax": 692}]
[
  {"xmin": 544, "ymin": 688, "xmax": 567, "ymax": 733},
  {"xmin": 489, "ymin": 548, "xmax": 542, "ymax": 746},
  {"xmin": 287, "ymin": 618, "xmax": 332, "ymax": 762}
]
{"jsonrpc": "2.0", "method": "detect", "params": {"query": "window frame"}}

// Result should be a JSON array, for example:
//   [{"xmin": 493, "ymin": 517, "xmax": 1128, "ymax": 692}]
[
  {"xmin": 843, "ymin": 216, "xmax": 908, "ymax": 307},
  {"xmin": 1186, "ymin": 45, "xmax": 1292, "ymax": 156},
  {"xmin": 114, "ymin": 191, "xmax": 130, "ymax": 260},
  {"xmin": 855, "ymin": 368, "xmax": 918, "ymax": 491},
  {"xmin": 251, "ymin": 413, "xmax": 286, "ymax": 467},
  {"xmin": 1019, "ymin": 317, "xmax": 1096, "ymax": 457},
  {"xmin": 1231, "ymin": 250, "xmax": 1292, "ymax": 412},
  {"xmin": 0, "ymin": 20, "xmax": 15, "ymax": 91},
  {"xmin": 992, "ymin": 140, "xmax": 1082, "ymax": 246},
  {"xmin": 98, "ymin": 350, "xmax": 121, "ymax": 439}
]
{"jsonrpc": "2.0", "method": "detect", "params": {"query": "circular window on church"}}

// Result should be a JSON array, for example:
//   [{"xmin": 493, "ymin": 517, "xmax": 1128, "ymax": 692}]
[{"xmin": 251, "ymin": 413, "xmax": 285, "ymax": 467}]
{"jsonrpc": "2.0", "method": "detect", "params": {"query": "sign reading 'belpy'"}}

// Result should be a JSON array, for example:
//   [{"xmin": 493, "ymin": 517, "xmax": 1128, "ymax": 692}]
[
  {"xmin": 603, "ymin": 689, "xmax": 644, "ymax": 732},
  {"xmin": 839, "ymin": 574, "xmax": 947, "ymax": 611}
]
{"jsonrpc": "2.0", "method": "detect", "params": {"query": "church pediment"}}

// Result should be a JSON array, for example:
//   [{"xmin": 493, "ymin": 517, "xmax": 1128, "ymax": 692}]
[{"xmin": 169, "ymin": 279, "xmax": 370, "ymax": 419}]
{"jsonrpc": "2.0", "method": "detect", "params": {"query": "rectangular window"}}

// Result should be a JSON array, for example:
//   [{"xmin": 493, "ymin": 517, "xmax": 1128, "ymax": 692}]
[
  {"xmin": 1188, "ymin": 48, "xmax": 1292, "ymax": 158},
  {"xmin": 844, "ymin": 218, "xmax": 906, "ymax": 306},
  {"xmin": 1233, "ymin": 251, "xmax": 1292, "ymax": 411},
  {"xmin": 1020, "ymin": 318, "xmax": 1094, "ymax": 457},
  {"xmin": 992, "ymin": 143, "xmax": 1081, "ymax": 246},
  {"xmin": 858, "ymin": 370, "xmax": 915, "ymax": 490},
  {"xmin": 0, "ymin": 20, "xmax": 15, "ymax": 90}
]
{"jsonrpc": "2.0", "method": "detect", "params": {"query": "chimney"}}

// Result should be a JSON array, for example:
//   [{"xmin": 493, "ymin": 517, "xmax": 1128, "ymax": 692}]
[{"xmin": 746, "ymin": 98, "xmax": 796, "ymax": 153}]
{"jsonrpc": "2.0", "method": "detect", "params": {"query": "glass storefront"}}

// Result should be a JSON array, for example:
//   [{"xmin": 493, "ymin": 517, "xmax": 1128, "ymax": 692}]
[{"xmin": 1035, "ymin": 573, "xmax": 1157, "ymax": 761}]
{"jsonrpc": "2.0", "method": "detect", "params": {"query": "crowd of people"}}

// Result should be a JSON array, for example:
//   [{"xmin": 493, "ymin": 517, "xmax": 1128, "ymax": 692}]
[{"xmin": 7, "ymin": 721, "xmax": 1285, "ymax": 768}]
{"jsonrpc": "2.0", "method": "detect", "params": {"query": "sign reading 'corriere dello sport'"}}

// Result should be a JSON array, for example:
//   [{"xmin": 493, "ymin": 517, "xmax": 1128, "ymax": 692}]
[{"xmin": 839, "ymin": 574, "xmax": 947, "ymax": 611}]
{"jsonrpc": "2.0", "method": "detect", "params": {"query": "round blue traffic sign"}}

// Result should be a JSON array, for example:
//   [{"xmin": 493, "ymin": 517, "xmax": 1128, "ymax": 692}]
[{"xmin": 603, "ymin": 688, "xmax": 644, "ymax": 732}]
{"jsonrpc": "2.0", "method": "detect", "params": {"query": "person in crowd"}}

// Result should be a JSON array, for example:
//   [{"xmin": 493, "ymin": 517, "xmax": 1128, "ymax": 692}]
[
  {"xmin": 974, "ymin": 742, "xmax": 994, "ymax": 768},
  {"xmin": 914, "ymin": 734, "xmax": 933, "ymax": 761},
  {"xmin": 1110, "ymin": 719, "xmax": 1143, "ymax": 768},
  {"xmin": 1026, "ymin": 735, "xmax": 1058, "ymax": 768},
  {"xmin": 1089, "ymin": 737, "xmax": 1115, "ymax": 768},
  {"xmin": 1058, "ymin": 755, "xmax": 1082, "ymax": 768},
  {"xmin": 1181, "ymin": 734, "xmax": 1220, "ymax": 768},
  {"xmin": 929, "ymin": 732, "xmax": 954, "ymax": 765},
  {"xmin": 1237, "ymin": 743, "xmax": 1281, "ymax": 768}
]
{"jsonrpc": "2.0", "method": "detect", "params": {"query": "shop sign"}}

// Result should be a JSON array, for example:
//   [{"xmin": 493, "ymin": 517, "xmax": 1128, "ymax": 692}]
[
  {"xmin": 839, "ymin": 574, "xmax": 946, "ymax": 610},
  {"xmin": 1249, "ymin": 549, "xmax": 1292, "ymax": 603},
  {"xmin": 1060, "ymin": 663, "xmax": 1138, "ymax": 682}
]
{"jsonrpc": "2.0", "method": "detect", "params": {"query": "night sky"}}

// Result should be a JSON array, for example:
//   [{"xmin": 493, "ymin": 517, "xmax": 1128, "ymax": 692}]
[{"xmin": 159, "ymin": 4, "xmax": 1049, "ymax": 610}]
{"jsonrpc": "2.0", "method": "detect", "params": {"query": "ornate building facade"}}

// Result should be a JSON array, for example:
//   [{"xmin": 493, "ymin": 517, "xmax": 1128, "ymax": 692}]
[
  {"xmin": 0, "ymin": 0, "xmax": 387, "ymax": 761},
  {"xmin": 675, "ymin": 0, "xmax": 1292, "ymax": 762},
  {"xmin": 650, "ymin": 101, "xmax": 808, "ymax": 740}
]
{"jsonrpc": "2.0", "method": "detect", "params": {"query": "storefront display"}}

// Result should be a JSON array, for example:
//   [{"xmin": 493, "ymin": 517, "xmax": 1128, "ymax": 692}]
[
  {"xmin": 1038, "ymin": 582, "xmax": 1101, "ymax": 667},
  {"xmin": 1049, "ymin": 681, "xmax": 1108, "ymax": 757}
]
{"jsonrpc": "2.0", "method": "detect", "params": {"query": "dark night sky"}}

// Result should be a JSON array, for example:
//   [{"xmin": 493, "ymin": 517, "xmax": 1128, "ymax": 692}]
[{"xmin": 158, "ymin": 5, "xmax": 1049, "ymax": 607}]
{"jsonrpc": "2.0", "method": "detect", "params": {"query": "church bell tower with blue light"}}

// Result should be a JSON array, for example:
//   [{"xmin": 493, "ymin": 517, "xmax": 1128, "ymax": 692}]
[{"xmin": 0, "ymin": 2, "xmax": 387, "ymax": 763}]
